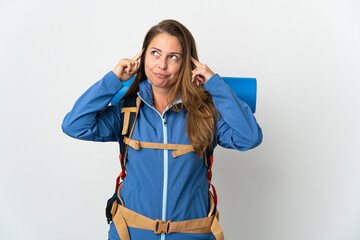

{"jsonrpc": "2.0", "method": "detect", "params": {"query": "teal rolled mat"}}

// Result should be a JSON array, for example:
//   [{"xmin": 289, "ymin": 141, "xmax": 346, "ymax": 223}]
[{"xmin": 111, "ymin": 75, "xmax": 257, "ymax": 113}]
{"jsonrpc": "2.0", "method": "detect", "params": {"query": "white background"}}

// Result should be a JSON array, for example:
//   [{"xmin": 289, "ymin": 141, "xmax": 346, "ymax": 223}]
[{"xmin": 1, "ymin": 0, "xmax": 360, "ymax": 239}]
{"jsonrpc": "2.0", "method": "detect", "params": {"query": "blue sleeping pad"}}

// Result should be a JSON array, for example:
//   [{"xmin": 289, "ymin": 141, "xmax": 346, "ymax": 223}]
[{"xmin": 110, "ymin": 75, "xmax": 257, "ymax": 113}]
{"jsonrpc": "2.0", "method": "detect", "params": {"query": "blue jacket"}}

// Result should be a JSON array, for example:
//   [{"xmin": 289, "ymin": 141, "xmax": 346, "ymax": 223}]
[{"xmin": 62, "ymin": 71, "xmax": 263, "ymax": 240}]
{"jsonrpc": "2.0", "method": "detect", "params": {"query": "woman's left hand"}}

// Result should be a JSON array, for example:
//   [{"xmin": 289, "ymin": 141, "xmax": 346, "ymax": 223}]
[{"xmin": 191, "ymin": 57, "xmax": 215, "ymax": 86}]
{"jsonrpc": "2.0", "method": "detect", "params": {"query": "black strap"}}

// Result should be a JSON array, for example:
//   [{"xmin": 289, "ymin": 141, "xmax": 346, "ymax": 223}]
[{"xmin": 119, "ymin": 93, "xmax": 139, "ymax": 172}]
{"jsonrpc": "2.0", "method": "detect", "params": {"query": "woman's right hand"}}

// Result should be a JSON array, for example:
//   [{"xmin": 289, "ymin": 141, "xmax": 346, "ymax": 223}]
[{"xmin": 112, "ymin": 50, "xmax": 143, "ymax": 82}]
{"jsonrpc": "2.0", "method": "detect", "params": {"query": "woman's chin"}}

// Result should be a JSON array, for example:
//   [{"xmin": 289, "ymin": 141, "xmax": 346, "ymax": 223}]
[
  {"xmin": 152, "ymin": 82, "xmax": 168, "ymax": 89},
  {"xmin": 149, "ymin": 78, "xmax": 167, "ymax": 87}
]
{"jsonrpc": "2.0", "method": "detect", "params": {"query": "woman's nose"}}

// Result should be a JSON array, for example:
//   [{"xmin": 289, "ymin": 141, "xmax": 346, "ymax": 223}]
[{"xmin": 158, "ymin": 57, "xmax": 167, "ymax": 70}]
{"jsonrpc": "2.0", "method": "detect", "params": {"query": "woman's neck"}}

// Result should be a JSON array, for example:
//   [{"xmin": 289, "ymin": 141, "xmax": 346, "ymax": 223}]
[{"xmin": 152, "ymin": 87, "xmax": 170, "ymax": 115}]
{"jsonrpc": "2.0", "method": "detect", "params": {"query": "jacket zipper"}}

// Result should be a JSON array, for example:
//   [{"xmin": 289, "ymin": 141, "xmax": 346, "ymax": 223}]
[
  {"xmin": 161, "ymin": 114, "xmax": 168, "ymax": 240},
  {"xmin": 137, "ymin": 94, "xmax": 169, "ymax": 240}
]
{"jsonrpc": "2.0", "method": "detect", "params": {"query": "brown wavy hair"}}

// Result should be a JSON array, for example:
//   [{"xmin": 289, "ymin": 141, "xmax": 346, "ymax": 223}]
[{"xmin": 121, "ymin": 19, "xmax": 219, "ymax": 157}]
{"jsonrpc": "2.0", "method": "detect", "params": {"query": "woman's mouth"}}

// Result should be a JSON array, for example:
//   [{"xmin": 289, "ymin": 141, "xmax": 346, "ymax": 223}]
[{"xmin": 154, "ymin": 73, "xmax": 169, "ymax": 79}]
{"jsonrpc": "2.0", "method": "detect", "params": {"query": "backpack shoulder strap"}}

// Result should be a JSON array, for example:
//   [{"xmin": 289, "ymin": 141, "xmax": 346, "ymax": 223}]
[
  {"xmin": 117, "ymin": 94, "xmax": 141, "ymax": 184},
  {"xmin": 108, "ymin": 94, "xmax": 141, "ymax": 223}
]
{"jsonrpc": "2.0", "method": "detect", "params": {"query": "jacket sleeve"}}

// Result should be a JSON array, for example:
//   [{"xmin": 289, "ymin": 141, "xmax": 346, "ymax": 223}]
[
  {"xmin": 204, "ymin": 74, "xmax": 263, "ymax": 151},
  {"xmin": 61, "ymin": 71, "xmax": 125, "ymax": 142}
]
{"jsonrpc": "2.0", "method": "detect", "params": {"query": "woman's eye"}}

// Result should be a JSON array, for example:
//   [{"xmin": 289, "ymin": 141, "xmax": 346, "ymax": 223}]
[
  {"xmin": 151, "ymin": 51, "xmax": 159, "ymax": 56},
  {"xmin": 169, "ymin": 55, "xmax": 178, "ymax": 60}
]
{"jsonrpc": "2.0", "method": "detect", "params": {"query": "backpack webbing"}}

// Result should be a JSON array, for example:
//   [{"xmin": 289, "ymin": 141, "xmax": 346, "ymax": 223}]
[{"xmin": 115, "ymin": 94, "xmax": 141, "ymax": 188}]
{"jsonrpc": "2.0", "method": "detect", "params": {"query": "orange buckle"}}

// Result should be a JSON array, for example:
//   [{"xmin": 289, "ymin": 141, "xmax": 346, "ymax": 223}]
[{"xmin": 154, "ymin": 219, "xmax": 171, "ymax": 234}]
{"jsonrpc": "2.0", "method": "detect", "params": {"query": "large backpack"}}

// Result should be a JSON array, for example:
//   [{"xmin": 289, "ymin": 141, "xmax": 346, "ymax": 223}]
[{"xmin": 105, "ymin": 93, "xmax": 218, "ymax": 229}]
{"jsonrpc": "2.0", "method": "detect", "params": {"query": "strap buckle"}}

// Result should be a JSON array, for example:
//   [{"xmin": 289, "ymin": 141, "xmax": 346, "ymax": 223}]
[{"xmin": 155, "ymin": 219, "xmax": 171, "ymax": 234}]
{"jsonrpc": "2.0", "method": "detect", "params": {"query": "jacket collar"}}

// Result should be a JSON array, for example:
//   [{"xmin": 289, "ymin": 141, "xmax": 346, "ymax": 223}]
[{"xmin": 137, "ymin": 79, "xmax": 182, "ymax": 108}]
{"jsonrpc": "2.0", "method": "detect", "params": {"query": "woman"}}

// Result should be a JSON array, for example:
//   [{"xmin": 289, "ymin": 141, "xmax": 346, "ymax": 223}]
[{"xmin": 62, "ymin": 19, "xmax": 263, "ymax": 240}]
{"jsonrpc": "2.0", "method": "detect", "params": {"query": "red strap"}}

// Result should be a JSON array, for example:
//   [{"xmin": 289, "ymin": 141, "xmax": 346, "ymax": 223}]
[
  {"xmin": 207, "ymin": 155, "xmax": 213, "ymax": 180},
  {"xmin": 115, "ymin": 153, "xmax": 127, "ymax": 190},
  {"xmin": 207, "ymin": 154, "xmax": 217, "ymax": 206},
  {"xmin": 115, "ymin": 173, "xmax": 121, "ymax": 190},
  {"xmin": 120, "ymin": 170, "xmax": 126, "ymax": 178}
]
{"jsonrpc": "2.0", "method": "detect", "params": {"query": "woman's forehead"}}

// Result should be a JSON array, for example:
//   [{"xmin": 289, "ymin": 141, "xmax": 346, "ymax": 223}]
[{"xmin": 148, "ymin": 33, "xmax": 183, "ymax": 54}]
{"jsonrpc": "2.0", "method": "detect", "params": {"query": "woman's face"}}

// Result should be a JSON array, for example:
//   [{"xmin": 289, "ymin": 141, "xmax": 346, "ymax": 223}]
[{"xmin": 144, "ymin": 33, "xmax": 183, "ymax": 91}]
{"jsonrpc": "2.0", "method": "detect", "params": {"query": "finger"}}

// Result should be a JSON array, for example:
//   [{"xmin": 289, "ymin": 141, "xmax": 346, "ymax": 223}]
[
  {"xmin": 194, "ymin": 75, "xmax": 201, "ymax": 85},
  {"xmin": 192, "ymin": 69, "xmax": 202, "ymax": 81},
  {"xmin": 130, "ymin": 60, "xmax": 136, "ymax": 69},
  {"xmin": 191, "ymin": 57, "xmax": 201, "ymax": 68},
  {"xmin": 192, "ymin": 67, "xmax": 200, "ymax": 78},
  {"xmin": 132, "ymin": 49, "xmax": 144, "ymax": 61},
  {"xmin": 130, "ymin": 61, "xmax": 139, "ymax": 74},
  {"xmin": 120, "ymin": 61, "xmax": 130, "ymax": 72},
  {"xmin": 194, "ymin": 72, "xmax": 205, "ymax": 84},
  {"xmin": 130, "ymin": 61, "xmax": 136, "ymax": 72},
  {"xmin": 192, "ymin": 72, "xmax": 198, "ymax": 82},
  {"xmin": 132, "ymin": 61, "xmax": 138, "ymax": 72},
  {"xmin": 125, "ymin": 61, "xmax": 133, "ymax": 74}
]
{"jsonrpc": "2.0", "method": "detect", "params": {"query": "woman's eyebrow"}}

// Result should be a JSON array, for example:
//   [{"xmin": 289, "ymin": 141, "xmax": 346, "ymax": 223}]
[{"xmin": 150, "ymin": 47, "xmax": 182, "ymax": 56}]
